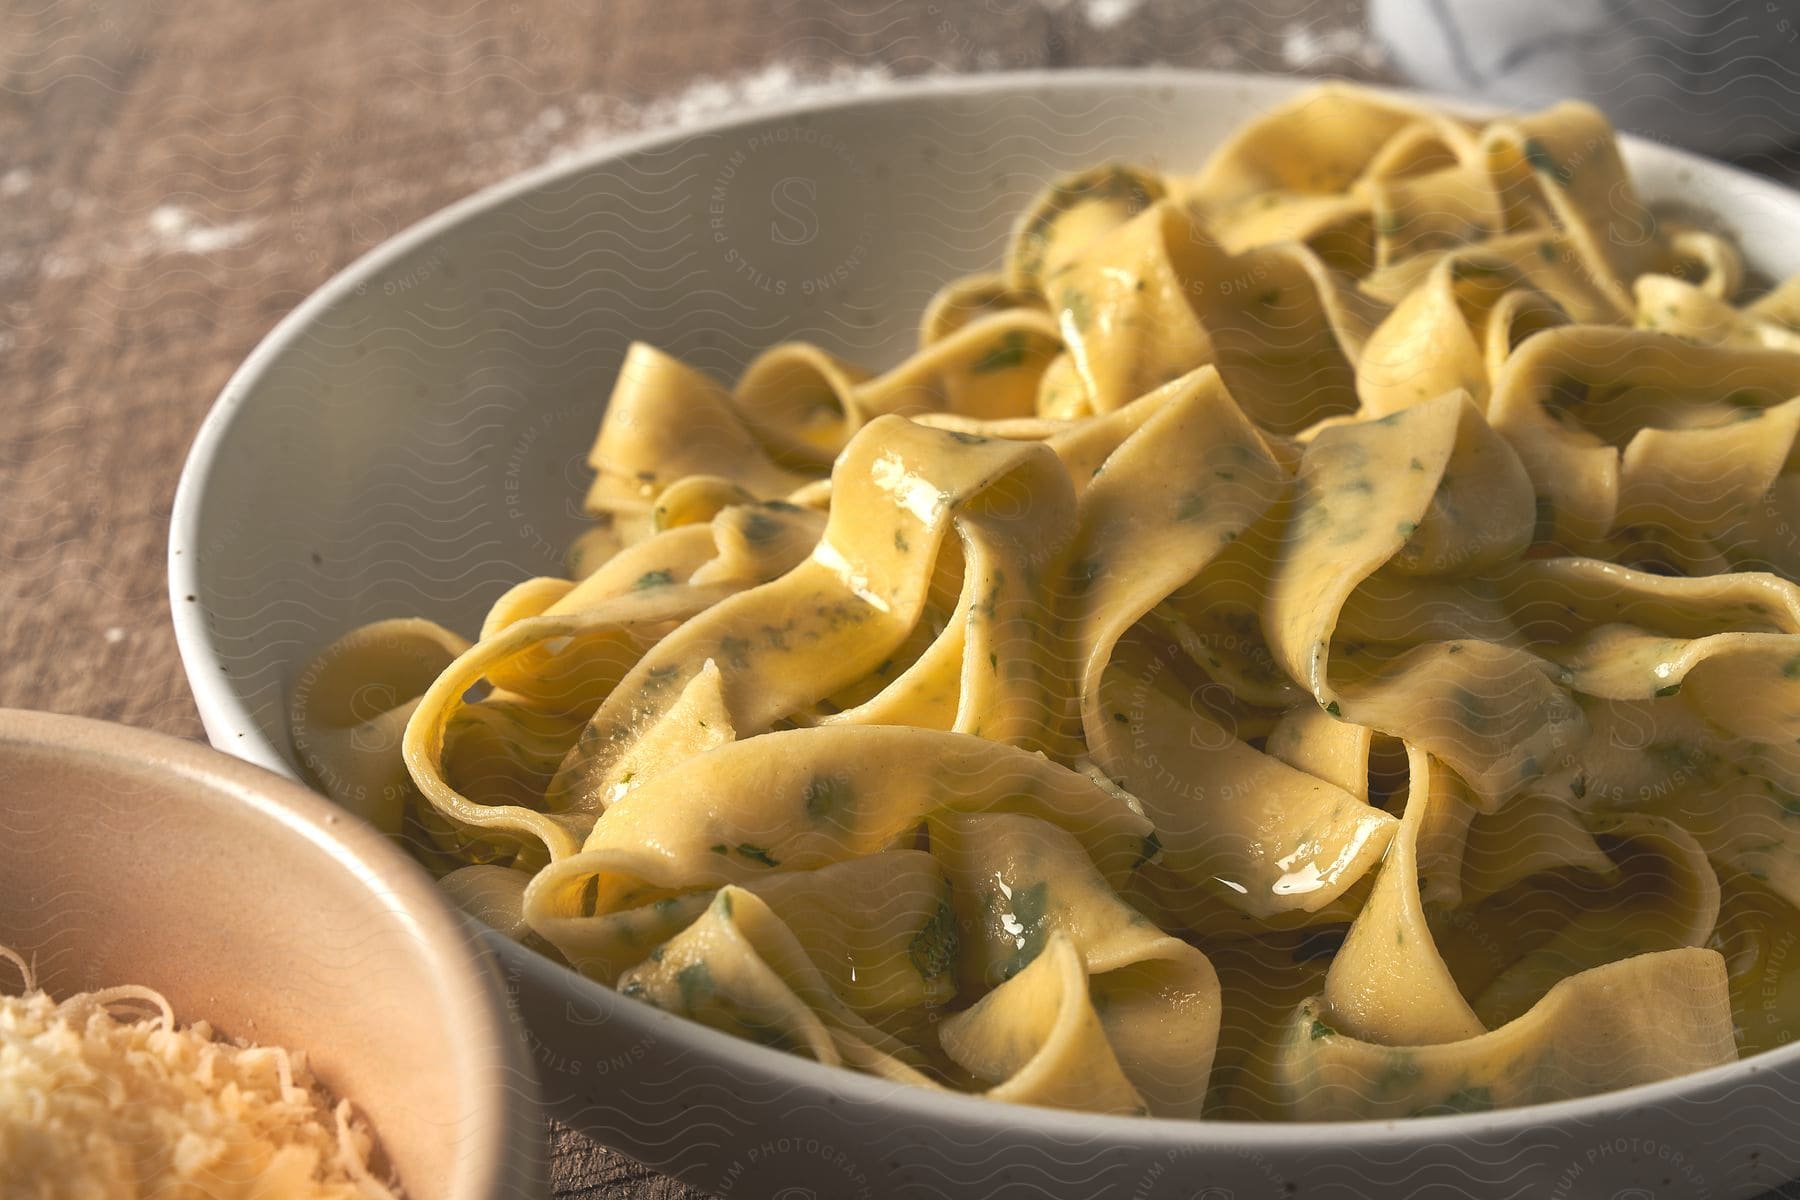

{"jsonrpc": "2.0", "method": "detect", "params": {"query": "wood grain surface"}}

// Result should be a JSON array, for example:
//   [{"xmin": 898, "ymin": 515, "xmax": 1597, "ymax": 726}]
[{"xmin": 2, "ymin": 2, "xmax": 1789, "ymax": 1197}]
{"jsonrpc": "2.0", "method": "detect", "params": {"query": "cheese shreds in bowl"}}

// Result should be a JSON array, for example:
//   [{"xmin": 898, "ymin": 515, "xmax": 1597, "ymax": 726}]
[{"xmin": 0, "ymin": 946, "xmax": 401, "ymax": 1199}]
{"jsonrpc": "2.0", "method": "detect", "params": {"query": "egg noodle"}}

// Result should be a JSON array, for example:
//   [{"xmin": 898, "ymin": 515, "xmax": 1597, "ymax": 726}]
[{"xmin": 293, "ymin": 84, "xmax": 1800, "ymax": 1121}]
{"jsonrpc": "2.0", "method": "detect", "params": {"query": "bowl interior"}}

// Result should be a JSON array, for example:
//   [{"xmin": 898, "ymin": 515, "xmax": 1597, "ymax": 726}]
[{"xmin": 0, "ymin": 711, "xmax": 538, "ymax": 1200}]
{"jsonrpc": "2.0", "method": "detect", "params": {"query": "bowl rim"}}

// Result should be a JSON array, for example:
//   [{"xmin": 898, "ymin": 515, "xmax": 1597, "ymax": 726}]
[
  {"xmin": 166, "ymin": 66, "xmax": 1800, "ymax": 1148},
  {"xmin": 0, "ymin": 707, "xmax": 546, "ymax": 1197}
]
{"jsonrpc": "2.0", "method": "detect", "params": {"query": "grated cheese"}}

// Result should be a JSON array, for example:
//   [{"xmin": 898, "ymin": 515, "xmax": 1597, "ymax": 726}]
[{"xmin": 0, "ymin": 945, "xmax": 402, "ymax": 1199}]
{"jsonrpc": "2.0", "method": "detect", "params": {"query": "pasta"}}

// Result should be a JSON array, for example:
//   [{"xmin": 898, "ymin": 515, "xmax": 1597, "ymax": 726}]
[{"xmin": 292, "ymin": 83, "xmax": 1800, "ymax": 1121}]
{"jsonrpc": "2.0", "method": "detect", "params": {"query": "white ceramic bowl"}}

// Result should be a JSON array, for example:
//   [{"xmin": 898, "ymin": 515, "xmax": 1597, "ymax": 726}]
[
  {"xmin": 170, "ymin": 71, "xmax": 1800, "ymax": 1198},
  {"xmin": 0, "ymin": 709, "xmax": 545, "ymax": 1199}
]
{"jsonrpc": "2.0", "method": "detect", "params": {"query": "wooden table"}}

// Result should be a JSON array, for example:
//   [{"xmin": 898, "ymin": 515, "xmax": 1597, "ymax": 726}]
[{"xmin": 3, "ymin": 2, "xmax": 1792, "ymax": 1196}]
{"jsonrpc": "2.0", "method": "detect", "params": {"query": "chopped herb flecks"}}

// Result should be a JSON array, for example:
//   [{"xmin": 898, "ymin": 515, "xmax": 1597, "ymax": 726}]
[
  {"xmin": 803, "ymin": 773, "xmax": 853, "ymax": 821},
  {"xmin": 908, "ymin": 900, "xmax": 959, "ymax": 981},
  {"xmin": 676, "ymin": 962, "xmax": 714, "ymax": 1010},
  {"xmin": 735, "ymin": 843, "xmax": 780, "ymax": 868},
  {"xmin": 719, "ymin": 635, "xmax": 752, "ymax": 669},
  {"xmin": 971, "ymin": 331, "xmax": 1030, "ymax": 374},
  {"xmin": 740, "ymin": 511, "xmax": 782, "ymax": 543}
]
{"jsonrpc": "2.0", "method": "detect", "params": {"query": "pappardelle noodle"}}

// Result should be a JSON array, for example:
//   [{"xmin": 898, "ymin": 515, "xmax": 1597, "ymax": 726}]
[{"xmin": 293, "ymin": 84, "xmax": 1800, "ymax": 1121}]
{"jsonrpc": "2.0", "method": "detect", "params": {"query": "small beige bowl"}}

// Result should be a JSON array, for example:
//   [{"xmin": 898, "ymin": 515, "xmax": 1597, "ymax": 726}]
[{"xmin": 0, "ymin": 709, "xmax": 544, "ymax": 1199}]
